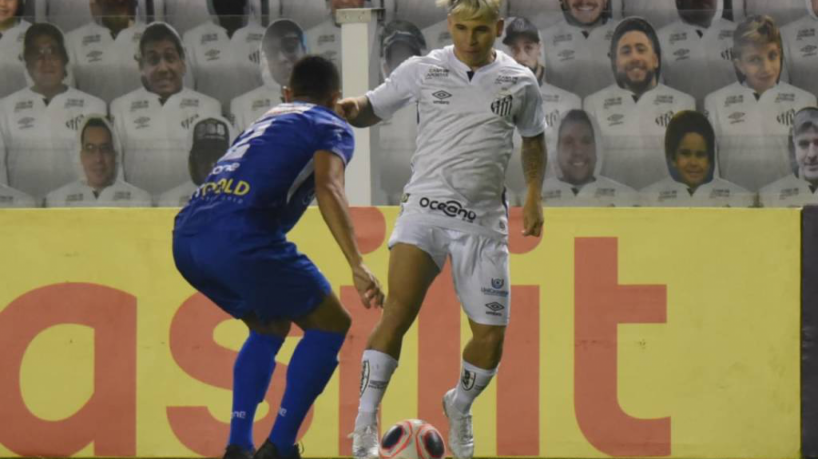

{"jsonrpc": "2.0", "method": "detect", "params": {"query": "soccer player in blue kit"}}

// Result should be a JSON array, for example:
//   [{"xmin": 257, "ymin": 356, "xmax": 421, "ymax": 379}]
[{"xmin": 172, "ymin": 55, "xmax": 384, "ymax": 459}]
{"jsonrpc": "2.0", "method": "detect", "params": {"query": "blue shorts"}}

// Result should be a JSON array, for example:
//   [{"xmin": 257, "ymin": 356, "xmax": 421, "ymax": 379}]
[{"xmin": 172, "ymin": 231, "xmax": 332, "ymax": 323}]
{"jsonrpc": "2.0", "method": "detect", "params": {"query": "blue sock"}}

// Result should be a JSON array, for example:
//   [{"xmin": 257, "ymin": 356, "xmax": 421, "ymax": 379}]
[
  {"xmin": 269, "ymin": 329, "xmax": 346, "ymax": 456},
  {"xmin": 229, "ymin": 331, "xmax": 284, "ymax": 451}
]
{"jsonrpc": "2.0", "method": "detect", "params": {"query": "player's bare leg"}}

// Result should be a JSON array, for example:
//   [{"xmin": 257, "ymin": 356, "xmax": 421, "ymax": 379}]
[
  {"xmin": 443, "ymin": 320, "xmax": 506, "ymax": 459},
  {"xmin": 351, "ymin": 243, "xmax": 440, "ymax": 459}
]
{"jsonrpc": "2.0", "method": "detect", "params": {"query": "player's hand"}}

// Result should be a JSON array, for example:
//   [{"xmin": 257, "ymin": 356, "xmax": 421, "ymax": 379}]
[
  {"xmin": 336, "ymin": 97, "xmax": 361, "ymax": 121},
  {"xmin": 522, "ymin": 196, "xmax": 544, "ymax": 237},
  {"xmin": 352, "ymin": 263, "xmax": 384, "ymax": 309}
]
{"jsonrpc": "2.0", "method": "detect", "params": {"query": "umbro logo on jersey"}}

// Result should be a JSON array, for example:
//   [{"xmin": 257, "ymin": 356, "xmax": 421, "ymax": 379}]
[
  {"xmin": 607, "ymin": 114, "xmax": 625, "ymax": 126},
  {"xmin": 432, "ymin": 90, "xmax": 452, "ymax": 105},
  {"xmin": 88, "ymin": 50, "xmax": 103, "ymax": 63},
  {"xmin": 803, "ymin": 45, "xmax": 818, "ymax": 57},
  {"xmin": 17, "ymin": 117, "xmax": 34, "ymax": 130},
  {"xmin": 558, "ymin": 49, "xmax": 575, "ymax": 61},
  {"xmin": 135, "ymin": 116, "xmax": 151, "ymax": 129},
  {"xmin": 728, "ymin": 112, "xmax": 745, "ymax": 124},
  {"xmin": 777, "ymin": 109, "xmax": 796, "ymax": 127},
  {"xmin": 491, "ymin": 95, "xmax": 513, "ymax": 117},
  {"xmin": 673, "ymin": 48, "xmax": 690, "ymax": 60},
  {"xmin": 205, "ymin": 49, "xmax": 221, "ymax": 61}
]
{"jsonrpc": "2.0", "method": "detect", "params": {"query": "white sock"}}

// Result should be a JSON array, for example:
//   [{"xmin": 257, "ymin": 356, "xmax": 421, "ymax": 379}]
[
  {"xmin": 355, "ymin": 349, "xmax": 398, "ymax": 429},
  {"xmin": 453, "ymin": 360, "xmax": 497, "ymax": 414}
]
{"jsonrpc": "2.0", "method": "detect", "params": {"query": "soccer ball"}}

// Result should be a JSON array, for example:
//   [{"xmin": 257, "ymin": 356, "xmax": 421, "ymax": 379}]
[{"xmin": 378, "ymin": 419, "xmax": 445, "ymax": 459}]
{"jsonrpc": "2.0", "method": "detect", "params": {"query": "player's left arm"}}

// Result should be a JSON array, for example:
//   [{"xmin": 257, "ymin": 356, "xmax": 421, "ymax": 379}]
[{"xmin": 521, "ymin": 133, "xmax": 546, "ymax": 237}]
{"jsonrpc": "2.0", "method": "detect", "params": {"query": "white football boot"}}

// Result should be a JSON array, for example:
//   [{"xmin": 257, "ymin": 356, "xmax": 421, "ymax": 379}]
[
  {"xmin": 350, "ymin": 424, "xmax": 379, "ymax": 459},
  {"xmin": 442, "ymin": 389, "xmax": 475, "ymax": 459}
]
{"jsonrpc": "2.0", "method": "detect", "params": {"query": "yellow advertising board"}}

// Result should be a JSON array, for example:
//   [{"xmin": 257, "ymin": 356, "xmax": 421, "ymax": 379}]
[{"xmin": 0, "ymin": 207, "xmax": 801, "ymax": 458}]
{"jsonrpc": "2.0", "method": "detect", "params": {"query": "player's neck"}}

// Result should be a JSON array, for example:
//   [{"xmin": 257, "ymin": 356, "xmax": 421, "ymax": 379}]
[
  {"xmin": 0, "ymin": 17, "xmax": 17, "ymax": 32},
  {"xmin": 292, "ymin": 95, "xmax": 331, "ymax": 108},
  {"xmin": 32, "ymin": 84, "xmax": 68, "ymax": 102},
  {"xmin": 101, "ymin": 15, "xmax": 134, "ymax": 38},
  {"xmin": 454, "ymin": 48, "xmax": 497, "ymax": 72}
]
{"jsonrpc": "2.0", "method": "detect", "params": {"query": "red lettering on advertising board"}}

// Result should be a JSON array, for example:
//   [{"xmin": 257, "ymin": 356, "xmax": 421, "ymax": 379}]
[
  {"xmin": 574, "ymin": 237, "xmax": 670, "ymax": 456},
  {"xmin": 167, "ymin": 293, "xmax": 312, "ymax": 456},
  {"xmin": 0, "ymin": 283, "xmax": 137, "ymax": 456}
]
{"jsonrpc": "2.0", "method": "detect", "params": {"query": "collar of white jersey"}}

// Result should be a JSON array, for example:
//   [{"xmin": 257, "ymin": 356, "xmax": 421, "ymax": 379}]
[
  {"xmin": 739, "ymin": 80, "xmax": 784, "ymax": 99},
  {"xmin": 444, "ymin": 45, "xmax": 503, "ymax": 76},
  {"xmin": 140, "ymin": 86, "xmax": 192, "ymax": 104}
]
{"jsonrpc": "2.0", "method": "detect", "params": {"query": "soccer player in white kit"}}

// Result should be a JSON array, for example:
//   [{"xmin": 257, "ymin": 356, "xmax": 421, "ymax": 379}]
[
  {"xmin": 0, "ymin": 23, "xmax": 106, "ymax": 201},
  {"xmin": 0, "ymin": 0, "xmax": 31, "ymax": 99},
  {"xmin": 502, "ymin": 16, "xmax": 582, "ymax": 204},
  {"xmin": 229, "ymin": 19, "xmax": 306, "ymax": 132},
  {"xmin": 759, "ymin": 107, "xmax": 818, "ymax": 206},
  {"xmin": 542, "ymin": 109, "xmax": 638, "ymax": 206},
  {"xmin": 182, "ymin": 0, "xmax": 268, "ymax": 112},
  {"xmin": 585, "ymin": 17, "xmax": 695, "ymax": 190},
  {"xmin": 157, "ymin": 116, "xmax": 234, "ymax": 207},
  {"xmin": 111, "ymin": 22, "xmax": 221, "ymax": 196},
  {"xmin": 658, "ymin": 0, "xmax": 738, "ymax": 107},
  {"xmin": 781, "ymin": 0, "xmax": 818, "ymax": 98},
  {"xmin": 541, "ymin": 0, "xmax": 620, "ymax": 99},
  {"xmin": 339, "ymin": 1, "xmax": 547, "ymax": 458},
  {"xmin": 641, "ymin": 110, "xmax": 755, "ymax": 206},
  {"xmin": 45, "ymin": 115, "xmax": 151, "ymax": 207},
  {"xmin": 372, "ymin": 19, "xmax": 427, "ymax": 205},
  {"xmin": 704, "ymin": 15, "xmax": 817, "ymax": 192}
]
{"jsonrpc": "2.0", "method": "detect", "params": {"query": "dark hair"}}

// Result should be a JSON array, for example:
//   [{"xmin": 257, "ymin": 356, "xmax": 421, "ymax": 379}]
[
  {"xmin": 139, "ymin": 22, "xmax": 185, "ymax": 60},
  {"xmin": 558, "ymin": 109, "xmax": 595, "ymax": 142},
  {"xmin": 13, "ymin": 0, "xmax": 25, "ymax": 18},
  {"xmin": 664, "ymin": 111, "xmax": 715, "ymax": 163},
  {"xmin": 289, "ymin": 55, "xmax": 341, "ymax": 101},
  {"xmin": 23, "ymin": 23, "xmax": 69, "ymax": 63},
  {"xmin": 81, "ymin": 117, "xmax": 114, "ymax": 148},
  {"xmin": 610, "ymin": 17, "xmax": 662, "ymax": 79}
]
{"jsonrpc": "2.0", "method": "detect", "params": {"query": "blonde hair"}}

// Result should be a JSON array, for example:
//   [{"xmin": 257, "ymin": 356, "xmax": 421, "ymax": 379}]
[
  {"xmin": 733, "ymin": 15, "xmax": 782, "ymax": 59},
  {"xmin": 435, "ymin": 0, "xmax": 502, "ymax": 21}
]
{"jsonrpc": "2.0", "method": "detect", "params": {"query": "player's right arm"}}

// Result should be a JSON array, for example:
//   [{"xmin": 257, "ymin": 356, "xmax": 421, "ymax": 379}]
[
  {"xmin": 314, "ymin": 150, "xmax": 384, "ymax": 308},
  {"xmin": 336, "ymin": 96, "xmax": 382, "ymax": 128}
]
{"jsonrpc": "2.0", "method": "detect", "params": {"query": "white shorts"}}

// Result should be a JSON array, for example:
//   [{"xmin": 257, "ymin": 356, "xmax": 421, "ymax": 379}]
[{"xmin": 388, "ymin": 217, "xmax": 510, "ymax": 326}]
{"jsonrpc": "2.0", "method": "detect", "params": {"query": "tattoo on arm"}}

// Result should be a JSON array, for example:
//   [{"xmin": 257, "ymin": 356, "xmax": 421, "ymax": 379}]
[{"xmin": 522, "ymin": 133, "xmax": 546, "ymax": 189}]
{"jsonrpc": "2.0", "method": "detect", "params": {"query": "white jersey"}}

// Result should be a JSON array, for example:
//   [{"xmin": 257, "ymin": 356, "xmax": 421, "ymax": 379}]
[
  {"xmin": 704, "ymin": 81, "xmax": 817, "ymax": 191},
  {"xmin": 584, "ymin": 83, "xmax": 696, "ymax": 189},
  {"xmin": 157, "ymin": 180, "xmax": 198, "ymax": 207},
  {"xmin": 0, "ymin": 20, "xmax": 30, "ymax": 99},
  {"xmin": 183, "ymin": 21, "xmax": 265, "ymax": 110},
  {"xmin": 541, "ymin": 18, "xmax": 620, "ymax": 99},
  {"xmin": 45, "ymin": 179, "xmax": 152, "ymax": 207},
  {"xmin": 373, "ymin": 104, "xmax": 417, "ymax": 205},
  {"xmin": 658, "ymin": 18, "xmax": 737, "ymax": 107},
  {"xmin": 782, "ymin": 13, "xmax": 818, "ymax": 98},
  {"xmin": 543, "ymin": 175, "xmax": 639, "ymax": 206},
  {"xmin": 306, "ymin": 19, "xmax": 342, "ymax": 74},
  {"xmin": 0, "ymin": 183, "xmax": 37, "ymax": 208},
  {"xmin": 507, "ymin": 81, "xmax": 581, "ymax": 205},
  {"xmin": 0, "ymin": 87, "xmax": 106, "ymax": 198},
  {"xmin": 229, "ymin": 81, "xmax": 283, "ymax": 132},
  {"xmin": 367, "ymin": 46, "xmax": 545, "ymax": 237},
  {"xmin": 66, "ymin": 21, "xmax": 146, "ymax": 103},
  {"xmin": 421, "ymin": 19, "xmax": 452, "ymax": 51},
  {"xmin": 759, "ymin": 173, "xmax": 818, "ymax": 207},
  {"xmin": 111, "ymin": 87, "xmax": 221, "ymax": 195},
  {"xmin": 622, "ymin": 0, "xmax": 680, "ymax": 29},
  {"xmin": 640, "ymin": 176, "xmax": 756, "ymax": 206}
]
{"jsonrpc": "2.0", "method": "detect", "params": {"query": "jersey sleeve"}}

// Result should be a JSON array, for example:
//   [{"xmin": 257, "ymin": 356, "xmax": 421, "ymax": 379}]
[
  {"xmin": 365, "ymin": 57, "xmax": 421, "ymax": 121},
  {"xmin": 315, "ymin": 113, "xmax": 356, "ymax": 166},
  {"xmin": 515, "ymin": 76, "xmax": 546, "ymax": 138}
]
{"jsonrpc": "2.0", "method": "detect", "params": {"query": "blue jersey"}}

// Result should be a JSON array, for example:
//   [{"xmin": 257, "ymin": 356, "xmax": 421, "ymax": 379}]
[{"xmin": 174, "ymin": 102, "xmax": 355, "ymax": 238}]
